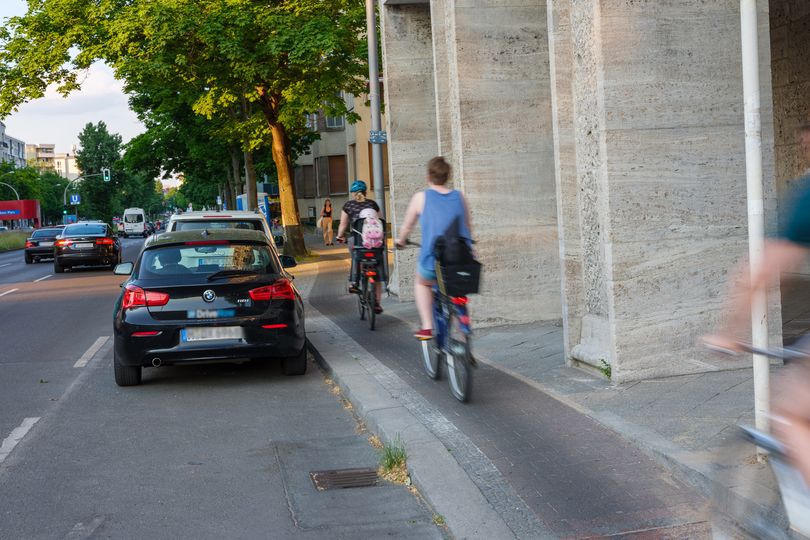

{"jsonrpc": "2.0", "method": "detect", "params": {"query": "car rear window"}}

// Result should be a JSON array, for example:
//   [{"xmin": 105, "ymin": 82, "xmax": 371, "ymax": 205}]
[
  {"xmin": 32, "ymin": 229, "xmax": 61, "ymax": 238},
  {"xmin": 63, "ymin": 224, "xmax": 107, "ymax": 236},
  {"xmin": 139, "ymin": 242, "xmax": 279, "ymax": 278},
  {"xmin": 173, "ymin": 220, "xmax": 262, "ymax": 232},
  {"xmin": 125, "ymin": 214, "xmax": 144, "ymax": 223}
]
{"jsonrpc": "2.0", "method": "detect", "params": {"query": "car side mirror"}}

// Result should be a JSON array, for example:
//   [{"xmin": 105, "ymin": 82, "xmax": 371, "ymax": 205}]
[
  {"xmin": 280, "ymin": 255, "xmax": 297, "ymax": 268},
  {"xmin": 274, "ymin": 235, "xmax": 285, "ymax": 247},
  {"xmin": 114, "ymin": 262, "xmax": 134, "ymax": 275}
]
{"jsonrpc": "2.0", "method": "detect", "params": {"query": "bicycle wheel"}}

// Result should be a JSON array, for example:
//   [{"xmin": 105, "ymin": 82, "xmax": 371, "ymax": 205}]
[
  {"xmin": 358, "ymin": 278, "xmax": 367, "ymax": 321},
  {"xmin": 446, "ymin": 312, "xmax": 472, "ymax": 402},
  {"xmin": 367, "ymin": 280, "xmax": 376, "ymax": 331},
  {"xmin": 420, "ymin": 340, "xmax": 442, "ymax": 380}
]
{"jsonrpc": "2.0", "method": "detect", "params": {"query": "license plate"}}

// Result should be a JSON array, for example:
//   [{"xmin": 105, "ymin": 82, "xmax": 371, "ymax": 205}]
[
  {"xmin": 40, "ymin": 241, "xmax": 53, "ymax": 247},
  {"xmin": 75, "ymin": 242, "xmax": 93, "ymax": 249},
  {"xmin": 181, "ymin": 326, "xmax": 243, "ymax": 342}
]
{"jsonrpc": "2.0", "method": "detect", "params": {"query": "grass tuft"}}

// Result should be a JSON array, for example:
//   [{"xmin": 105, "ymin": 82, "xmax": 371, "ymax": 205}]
[
  {"xmin": 0, "ymin": 230, "xmax": 28, "ymax": 252},
  {"xmin": 378, "ymin": 435, "xmax": 409, "ymax": 484}
]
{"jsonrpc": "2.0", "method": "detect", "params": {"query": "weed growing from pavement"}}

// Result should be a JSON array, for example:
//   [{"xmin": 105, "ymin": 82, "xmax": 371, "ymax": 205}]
[
  {"xmin": 432, "ymin": 514, "xmax": 446, "ymax": 526},
  {"xmin": 599, "ymin": 359, "xmax": 612, "ymax": 379},
  {"xmin": 378, "ymin": 435, "xmax": 409, "ymax": 485}
]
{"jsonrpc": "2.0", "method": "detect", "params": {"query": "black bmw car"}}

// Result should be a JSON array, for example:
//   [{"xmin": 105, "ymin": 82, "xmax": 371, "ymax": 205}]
[
  {"xmin": 54, "ymin": 222, "xmax": 121, "ymax": 273},
  {"xmin": 112, "ymin": 229, "xmax": 305, "ymax": 386},
  {"xmin": 24, "ymin": 227, "xmax": 64, "ymax": 263}
]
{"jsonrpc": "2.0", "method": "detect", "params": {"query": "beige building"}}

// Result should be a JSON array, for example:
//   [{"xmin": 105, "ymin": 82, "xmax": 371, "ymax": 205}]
[
  {"xmin": 53, "ymin": 152, "xmax": 80, "ymax": 180},
  {"xmin": 25, "ymin": 144, "xmax": 56, "ymax": 170},
  {"xmin": 294, "ymin": 93, "xmax": 390, "ymax": 224},
  {"xmin": 380, "ymin": 0, "xmax": 807, "ymax": 383}
]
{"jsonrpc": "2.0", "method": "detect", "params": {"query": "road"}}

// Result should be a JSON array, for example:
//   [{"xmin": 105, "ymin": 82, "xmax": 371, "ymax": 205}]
[{"xmin": 0, "ymin": 240, "xmax": 441, "ymax": 539}]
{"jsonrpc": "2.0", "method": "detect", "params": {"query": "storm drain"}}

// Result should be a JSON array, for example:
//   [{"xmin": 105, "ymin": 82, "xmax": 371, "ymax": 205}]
[{"xmin": 309, "ymin": 467, "xmax": 378, "ymax": 491}]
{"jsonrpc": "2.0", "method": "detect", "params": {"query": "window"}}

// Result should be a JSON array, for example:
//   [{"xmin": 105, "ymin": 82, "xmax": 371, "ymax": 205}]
[
  {"xmin": 174, "ymin": 220, "xmax": 262, "ymax": 232},
  {"xmin": 64, "ymin": 224, "xmax": 107, "ymax": 236},
  {"xmin": 139, "ymin": 243, "xmax": 278, "ymax": 278},
  {"xmin": 294, "ymin": 165, "xmax": 316, "ymax": 198},
  {"xmin": 125, "ymin": 213, "xmax": 144, "ymax": 223},
  {"xmin": 325, "ymin": 116, "xmax": 344, "ymax": 130},
  {"xmin": 305, "ymin": 113, "xmax": 319, "ymax": 132},
  {"xmin": 328, "ymin": 155, "xmax": 348, "ymax": 195}
]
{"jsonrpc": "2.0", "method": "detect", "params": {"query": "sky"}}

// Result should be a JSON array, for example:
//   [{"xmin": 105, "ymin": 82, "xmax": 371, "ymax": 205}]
[{"xmin": 0, "ymin": 1, "xmax": 145, "ymax": 155}]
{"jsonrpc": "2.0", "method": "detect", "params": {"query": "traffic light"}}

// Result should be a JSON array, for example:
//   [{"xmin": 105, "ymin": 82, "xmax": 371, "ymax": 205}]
[
  {"xmin": 102, "ymin": 168, "xmax": 111, "ymax": 182},
  {"xmin": 62, "ymin": 206, "xmax": 67, "ymax": 215}
]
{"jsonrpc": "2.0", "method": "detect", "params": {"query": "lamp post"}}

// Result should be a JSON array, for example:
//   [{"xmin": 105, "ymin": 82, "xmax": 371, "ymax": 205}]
[
  {"xmin": 740, "ymin": 0, "xmax": 769, "ymax": 448},
  {"xmin": 0, "ymin": 180, "xmax": 21, "ymax": 229},
  {"xmin": 366, "ymin": 0, "xmax": 386, "ymax": 219}
]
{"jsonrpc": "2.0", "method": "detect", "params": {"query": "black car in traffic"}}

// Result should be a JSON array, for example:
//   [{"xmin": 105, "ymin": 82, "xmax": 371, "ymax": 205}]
[
  {"xmin": 24, "ymin": 227, "xmax": 64, "ymax": 263},
  {"xmin": 54, "ymin": 222, "xmax": 121, "ymax": 273},
  {"xmin": 112, "ymin": 229, "xmax": 305, "ymax": 386}
]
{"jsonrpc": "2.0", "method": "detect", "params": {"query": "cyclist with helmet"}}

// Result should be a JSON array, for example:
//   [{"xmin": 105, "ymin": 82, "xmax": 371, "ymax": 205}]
[{"xmin": 336, "ymin": 180, "xmax": 383, "ymax": 310}]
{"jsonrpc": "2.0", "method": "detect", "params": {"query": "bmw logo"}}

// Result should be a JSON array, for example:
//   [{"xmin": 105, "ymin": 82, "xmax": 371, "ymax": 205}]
[{"xmin": 202, "ymin": 290, "xmax": 216, "ymax": 303}]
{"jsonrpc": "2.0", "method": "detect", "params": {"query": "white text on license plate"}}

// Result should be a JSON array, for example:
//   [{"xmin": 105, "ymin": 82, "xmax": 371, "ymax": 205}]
[{"xmin": 182, "ymin": 326, "xmax": 243, "ymax": 342}]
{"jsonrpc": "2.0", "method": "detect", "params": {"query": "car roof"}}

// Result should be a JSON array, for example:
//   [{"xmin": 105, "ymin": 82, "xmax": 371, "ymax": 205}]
[
  {"xmin": 169, "ymin": 211, "xmax": 265, "ymax": 220},
  {"xmin": 144, "ymin": 229, "xmax": 269, "ymax": 248}
]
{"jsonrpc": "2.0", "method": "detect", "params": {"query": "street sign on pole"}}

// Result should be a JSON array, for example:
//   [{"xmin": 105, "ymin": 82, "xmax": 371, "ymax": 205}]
[{"xmin": 69, "ymin": 193, "xmax": 81, "ymax": 205}]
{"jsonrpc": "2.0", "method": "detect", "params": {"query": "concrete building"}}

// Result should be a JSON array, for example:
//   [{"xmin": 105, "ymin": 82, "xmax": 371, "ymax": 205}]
[
  {"xmin": 25, "ymin": 144, "xmax": 56, "ymax": 170},
  {"xmin": 0, "ymin": 122, "xmax": 26, "ymax": 169},
  {"xmin": 53, "ymin": 152, "xmax": 80, "ymax": 180},
  {"xmin": 380, "ymin": 0, "xmax": 804, "ymax": 382}
]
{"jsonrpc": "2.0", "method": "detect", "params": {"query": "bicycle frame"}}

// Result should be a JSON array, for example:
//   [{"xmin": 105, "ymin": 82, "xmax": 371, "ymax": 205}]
[{"xmin": 432, "ymin": 288, "xmax": 471, "ymax": 349}]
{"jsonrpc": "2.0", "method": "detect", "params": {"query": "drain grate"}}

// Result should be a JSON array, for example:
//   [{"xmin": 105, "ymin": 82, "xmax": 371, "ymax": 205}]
[{"xmin": 309, "ymin": 467, "xmax": 378, "ymax": 491}]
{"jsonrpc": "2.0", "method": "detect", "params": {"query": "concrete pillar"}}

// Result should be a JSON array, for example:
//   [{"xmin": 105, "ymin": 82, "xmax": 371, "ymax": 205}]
[
  {"xmin": 553, "ymin": 0, "xmax": 781, "ymax": 382},
  {"xmin": 380, "ymin": 3, "xmax": 438, "ymax": 299},
  {"xmin": 443, "ymin": 0, "xmax": 561, "ymax": 325},
  {"xmin": 430, "ymin": 0, "xmax": 454, "ymax": 160}
]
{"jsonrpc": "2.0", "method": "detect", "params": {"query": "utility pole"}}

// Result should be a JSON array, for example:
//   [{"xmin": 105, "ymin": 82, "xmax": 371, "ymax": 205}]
[
  {"xmin": 740, "ymin": 0, "xmax": 769, "ymax": 446},
  {"xmin": 366, "ymin": 0, "xmax": 386, "ymax": 219}
]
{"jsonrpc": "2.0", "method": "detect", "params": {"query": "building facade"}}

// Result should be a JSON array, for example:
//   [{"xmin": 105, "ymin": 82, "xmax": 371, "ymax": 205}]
[
  {"xmin": 0, "ymin": 122, "xmax": 26, "ymax": 169},
  {"xmin": 380, "ymin": 0, "xmax": 801, "ymax": 382},
  {"xmin": 53, "ymin": 152, "xmax": 79, "ymax": 180},
  {"xmin": 25, "ymin": 143, "xmax": 56, "ymax": 170}
]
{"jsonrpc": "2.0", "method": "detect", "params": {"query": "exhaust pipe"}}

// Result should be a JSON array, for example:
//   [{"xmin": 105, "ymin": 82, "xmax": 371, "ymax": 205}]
[{"xmin": 151, "ymin": 357, "xmax": 162, "ymax": 368}]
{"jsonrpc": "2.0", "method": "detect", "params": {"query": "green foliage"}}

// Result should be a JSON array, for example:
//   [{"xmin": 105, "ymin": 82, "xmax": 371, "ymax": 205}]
[
  {"xmin": 0, "ymin": 162, "xmax": 69, "ymax": 224},
  {"xmin": 599, "ymin": 359, "xmax": 612, "ymax": 380},
  {"xmin": 379, "ymin": 435, "xmax": 408, "ymax": 472}
]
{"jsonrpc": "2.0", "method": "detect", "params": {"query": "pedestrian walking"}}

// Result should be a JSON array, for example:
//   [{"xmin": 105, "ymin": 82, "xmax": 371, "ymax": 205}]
[{"xmin": 321, "ymin": 199, "xmax": 334, "ymax": 245}]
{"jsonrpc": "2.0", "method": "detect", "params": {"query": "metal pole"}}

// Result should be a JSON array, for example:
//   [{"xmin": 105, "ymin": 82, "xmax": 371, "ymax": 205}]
[
  {"xmin": 366, "ymin": 0, "xmax": 386, "ymax": 219},
  {"xmin": 0, "ymin": 181, "xmax": 19, "ymax": 200},
  {"xmin": 740, "ymin": 0, "xmax": 769, "ymax": 440}
]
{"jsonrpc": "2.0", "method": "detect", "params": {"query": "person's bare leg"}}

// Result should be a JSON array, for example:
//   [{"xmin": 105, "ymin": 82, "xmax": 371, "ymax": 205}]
[{"xmin": 415, "ymin": 277, "xmax": 434, "ymax": 330}]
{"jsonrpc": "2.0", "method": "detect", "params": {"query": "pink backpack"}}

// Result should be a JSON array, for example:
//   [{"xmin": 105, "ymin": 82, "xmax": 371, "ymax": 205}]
[{"xmin": 359, "ymin": 209, "xmax": 384, "ymax": 248}]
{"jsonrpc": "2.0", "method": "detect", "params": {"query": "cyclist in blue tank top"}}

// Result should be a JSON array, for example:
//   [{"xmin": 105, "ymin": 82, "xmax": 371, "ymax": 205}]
[
  {"xmin": 706, "ymin": 122, "xmax": 810, "ymax": 485},
  {"xmin": 395, "ymin": 157, "xmax": 473, "ymax": 341}
]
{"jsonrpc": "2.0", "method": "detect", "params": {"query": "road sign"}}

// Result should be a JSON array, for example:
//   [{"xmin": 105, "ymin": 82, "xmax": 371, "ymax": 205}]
[{"xmin": 69, "ymin": 193, "xmax": 81, "ymax": 205}]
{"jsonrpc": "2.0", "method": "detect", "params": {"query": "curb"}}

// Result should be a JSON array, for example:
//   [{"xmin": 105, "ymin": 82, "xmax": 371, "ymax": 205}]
[{"xmin": 304, "ymin": 304, "xmax": 553, "ymax": 540}]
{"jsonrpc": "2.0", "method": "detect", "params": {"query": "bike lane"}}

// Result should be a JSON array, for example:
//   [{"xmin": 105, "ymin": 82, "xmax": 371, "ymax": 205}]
[{"xmin": 308, "ymin": 247, "xmax": 710, "ymax": 539}]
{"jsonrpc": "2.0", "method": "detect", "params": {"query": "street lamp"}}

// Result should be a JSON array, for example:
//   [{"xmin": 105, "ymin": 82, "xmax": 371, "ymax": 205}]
[
  {"xmin": 0, "ymin": 181, "xmax": 20, "ymax": 200},
  {"xmin": 366, "ymin": 0, "xmax": 386, "ymax": 219}
]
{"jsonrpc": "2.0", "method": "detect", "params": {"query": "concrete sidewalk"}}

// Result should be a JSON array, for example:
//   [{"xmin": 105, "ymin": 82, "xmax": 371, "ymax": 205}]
[{"xmin": 295, "ymin": 245, "xmax": 712, "ymax": 539}]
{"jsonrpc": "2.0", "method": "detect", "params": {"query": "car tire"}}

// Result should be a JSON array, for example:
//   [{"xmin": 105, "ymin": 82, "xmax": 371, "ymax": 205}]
[
  {"xmin": 114, "ymin": 351, "xmax": 142, "ymax": 386},
  {"xmin": 283, "ymin": 346, "xmax": 307, "ymax": 376},
  {"xmin": 54, "ymin": 261, "xmax": 65, "ymax": 273},
  {"xmin": 24, "ymin": 254, "xmax": 32, "ymax": 264}
]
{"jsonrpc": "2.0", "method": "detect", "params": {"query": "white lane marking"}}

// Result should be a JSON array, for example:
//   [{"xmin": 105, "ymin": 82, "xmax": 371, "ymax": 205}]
[
  {"xmin": 73, "ymin": 336, "xmax": 110, "ymax": 368},
  {"xmin": 64, "ymin": 516, "xmax": 105, "ymax": 539},
  {"xmin": 34, "ymin": 274, "xmax": 52, "ymax": 283},
  {"xmin": 0, "ymin": 263, "xmax": 11, "ymax": 268},
  {"xmin": 0, "ymin": 288, "xmax": 19, "ymax": 298},
  {"xmin": 0, "ymin": 417, "xmax": 41, "ymax": 464}
]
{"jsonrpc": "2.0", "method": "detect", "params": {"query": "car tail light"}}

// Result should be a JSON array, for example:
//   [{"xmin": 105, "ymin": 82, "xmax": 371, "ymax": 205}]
[
  {"xmin": 261, "ymin": 324, "xmax": 288, "ymax": 329},
  {"xmin": 365, "ymin": 271, "xmax": 377, "ymax": 277},
  {"xmin": 132, "ymin": 331, "xmax": 162, "ymax": 337},
  {"xmin": 364, "ymin": 252, "xmax": 375, "ymax": 258},
  {"xmin": 25, "ymin": 241, "xmax": 34, "ymax": 248},
  {"xmin": 55, "ymin": 239, "xmax": 72, "ymax": 247},
  {"xmin": 451, "ymin": 296, "xmax": 468, "ymax": 306},
  {"xmin": 122, "ymin": 284, "xmax": 170, "ymax": 310},
  {"xmin": 249, "ymin": 279, "xmax": 295, "ymax": 301},
  {"xmin": 96, "ymin": 238, "xmax": 114, "ymax": 245}
]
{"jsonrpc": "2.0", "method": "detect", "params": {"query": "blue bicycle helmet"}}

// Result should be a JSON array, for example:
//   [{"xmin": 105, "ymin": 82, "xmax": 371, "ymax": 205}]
[{"xmin": 350, "ymin": 180, "xmax": 367, "ymax": 194}]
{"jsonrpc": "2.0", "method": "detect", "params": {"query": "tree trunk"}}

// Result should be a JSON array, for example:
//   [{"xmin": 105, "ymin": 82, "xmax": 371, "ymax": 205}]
[
  {"xmin": 244, "ymin": 150, "xmax": 258, "ymax": 211},
  {"xmin": 229, "ymin": 146, "xmax": 243, "ymax": 200},
  {"xmin": 223, "ymin": 168, "xmax": 235, "ymax": 210},
  {"xmin": 257, "ymin": 88, "xmax": 307, "ymax": 257}
]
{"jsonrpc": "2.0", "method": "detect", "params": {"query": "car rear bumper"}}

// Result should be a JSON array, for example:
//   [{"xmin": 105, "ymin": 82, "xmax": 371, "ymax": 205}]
[
  {"xmin": 56, "ymin": 248, "xmax": 116, "ymax": 266},
  {"xmin": 25, "ymin": 247, "xmax": 54, "ymax": 258},
  {"xmin": 114, "ymin": 317, "xmax": 305, "ymax": 367}
]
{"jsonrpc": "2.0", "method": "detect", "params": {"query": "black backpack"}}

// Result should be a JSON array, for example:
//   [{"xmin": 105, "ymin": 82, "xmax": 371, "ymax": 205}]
[{"xmin": 432, "ymin": 216, "xmax": 481, "ymax": 296}]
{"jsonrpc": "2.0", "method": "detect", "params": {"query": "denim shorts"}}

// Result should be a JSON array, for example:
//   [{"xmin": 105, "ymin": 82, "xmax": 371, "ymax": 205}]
[{"xmin": 417, "ymin": 262, "xmax": 436, "ymax": 281}]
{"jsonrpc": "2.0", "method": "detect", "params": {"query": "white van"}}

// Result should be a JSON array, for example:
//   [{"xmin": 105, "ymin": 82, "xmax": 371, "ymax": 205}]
[{"xmin": 122, "ymin": 208, "xmax": 147, "ymax": 238}]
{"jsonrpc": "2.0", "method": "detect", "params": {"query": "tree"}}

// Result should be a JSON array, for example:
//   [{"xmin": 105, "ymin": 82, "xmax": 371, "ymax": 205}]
[
  {"xmin": 0, "ymin": 0, "xmax": 369, "ymax": 256},
  {"xmin": 74, "ymin": 122, "xmax": 122, "ymax": 223}
]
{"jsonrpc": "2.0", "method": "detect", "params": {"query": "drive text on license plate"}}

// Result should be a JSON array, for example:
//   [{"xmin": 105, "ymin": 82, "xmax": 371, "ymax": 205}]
[{"xmin": 182, "ymin": 326, "xmax": 243, "ymax": 342}]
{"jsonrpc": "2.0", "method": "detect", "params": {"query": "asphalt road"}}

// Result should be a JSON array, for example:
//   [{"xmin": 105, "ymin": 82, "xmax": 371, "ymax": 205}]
[{"xmin": 0, "ymin": 240, "xmax": 441, "ymax": 539}]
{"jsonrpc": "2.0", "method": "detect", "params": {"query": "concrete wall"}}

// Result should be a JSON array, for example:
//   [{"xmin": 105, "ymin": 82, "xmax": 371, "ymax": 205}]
[
  {"xmin": 770, "ymin": 0, "xmax": 810, "ymax": 196},
  {"xmin": 556, "ymin": 0, "xmax": 781, "ymax": 382},
  {"xmin": 381, "ymin": 4, "xmax": 438, "ymax": 298},
  {"xmin": 441, "ymin": 0, "xmax": 561, "ymax": 325}
]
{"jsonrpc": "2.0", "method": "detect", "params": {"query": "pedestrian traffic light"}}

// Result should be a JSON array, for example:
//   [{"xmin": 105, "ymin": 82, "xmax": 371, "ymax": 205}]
[{"xmin": 102, "ymin": 168, "xmax": 111, "ymax": 182}]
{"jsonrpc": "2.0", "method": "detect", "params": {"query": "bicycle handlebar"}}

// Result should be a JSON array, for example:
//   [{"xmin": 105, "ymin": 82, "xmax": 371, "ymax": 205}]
[{"xmin": 704, "ymin": 341, "xmax": 807, "ymax": 362}]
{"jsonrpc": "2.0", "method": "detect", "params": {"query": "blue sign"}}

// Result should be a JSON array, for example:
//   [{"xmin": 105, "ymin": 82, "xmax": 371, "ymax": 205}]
[
  {"xmin": 69, "ymin": 194, "xmax": 81, "ymax": 205},
  {"xmin": 0, "ymin": 209, "xmax": 20, "ymax": 216}
]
